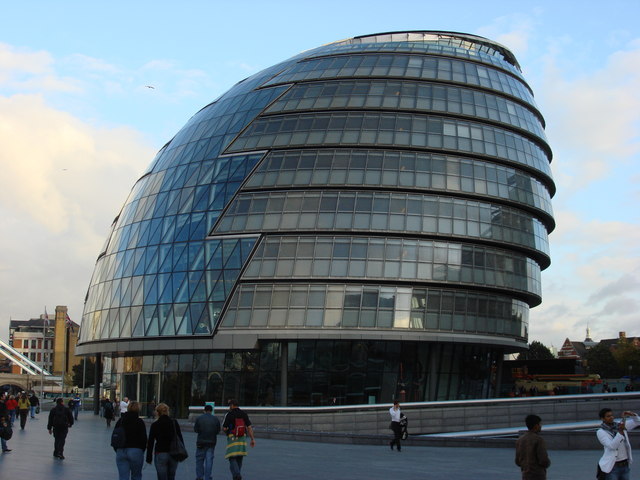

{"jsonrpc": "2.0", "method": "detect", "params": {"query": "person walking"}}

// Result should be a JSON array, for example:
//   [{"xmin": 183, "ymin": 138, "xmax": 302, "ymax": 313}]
[
  {"xmin": 389, "ymin": 400, "xmax": 403, "ymax": 452},
  {"xmin": 5, "ymin": 395, "xmax": 17, "ymax": 427},
  {"xmin": 17, "ymin": 392, "xmax": 30, "ymax": 430},
  {"xmin": 597, "ymin": 408, "xmax": 640, "ymax": 479},
  {"xmin": 222, "ymin": 399, "xmax": 255, "ymax": 480},
  {"xmin": 29, "ymin": 392, "xmax": 39, "ymax": 418},
  {"xmin": 0, "ymin": 394, "xmax": 11, "ymax": 453},
  {"xmin": 194, "ymin": 404, "xmax": 221, "ymax": 480},
  {"xmin": 114, "ymin": 401, "xmax": 147, "ymax": 480},
  {"xmin": 146, "ymin": 402, "xmax": 184, "ymax": 480},
  {"xmin": 120, "ymin": 397, "xmax": 130, "ymax": 417},
  {"xmin": 71, "ymin": 393, "xmax": 81, "ymax": 420},
  {"xmin": 515, "ymin": 414, "xmax": 551, "ymax": 480},
  {"xmin": 104, "ymin": 397, "xmax": 115, "ymax": 427},
  {"xmin": 47, "ymin": 397, "xmax": 74, "ymax": 459}
]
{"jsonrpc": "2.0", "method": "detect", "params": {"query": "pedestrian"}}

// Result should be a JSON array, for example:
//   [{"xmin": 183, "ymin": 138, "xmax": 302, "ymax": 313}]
[
  {"xmin": 114, "ymin": 401, "xmax": 147, "ymax": 480},
  {"xmin": 194, "ymin": 404, "xmax": 221, "ymax": 480},
  {"xmin": 72, "ymin": 393, "xmax": 81, "ymax": 420},
  {"xmin": 120, "ymin": 397, "xmax": 130, "ymax": 416},
  {"xmin": 0, "ymin": 394, "xmax": 11, "ymax": 453},
  {"xmin": 146, "ymin": 402, "xmax": 184, "ymax": 480},
  {"xmin": 104, "ymin": 397, "xmax": 115, "ymax": 427},
  {"xmin": 17, "ymin": 392, "xmax": 30, "ymax": 430},
  {"xmin": 29, "ymin": 392, "xmax": 39, "ymax": 418},
  {"xmin": 222, "ymin": 399, "xmax": 255, "ymax": 480},
  {"xmin": 5, "ymin": 395, "xmax": 17, "ymax": 427},
  {"xmin": 597, "ymin": 408, "xmax": 640, "ymax": 479},
  {"xmin": 47, "ymin": 397, "xmax": 74, "ymax": 459},
  {"xmin": 389, "ymin": 400, "xmax": 402, "ymax": 451},
  {"xmin": 515, "ymin": 414, "xmax": 551, "ymax": 480}
]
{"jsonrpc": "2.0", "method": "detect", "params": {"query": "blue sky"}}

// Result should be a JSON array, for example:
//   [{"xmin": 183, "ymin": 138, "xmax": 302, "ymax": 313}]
[{"xmin": 1, "ymin": 1, "xmax": 638, "ymax": 349}]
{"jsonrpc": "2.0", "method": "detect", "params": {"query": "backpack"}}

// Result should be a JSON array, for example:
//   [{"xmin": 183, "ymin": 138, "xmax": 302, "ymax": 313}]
[
  {"xmin": 111, "ymin": 424, "xmax": 127, "ymax": 450},
  {"xmin": 232, "ymin": 417, "xmax": 246, "ymax": 437}
]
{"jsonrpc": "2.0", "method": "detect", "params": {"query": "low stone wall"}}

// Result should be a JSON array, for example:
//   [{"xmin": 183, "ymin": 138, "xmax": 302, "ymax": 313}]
[{"xmin": 190, "ymin": 392, "xmax": 640, "ymax": 437}]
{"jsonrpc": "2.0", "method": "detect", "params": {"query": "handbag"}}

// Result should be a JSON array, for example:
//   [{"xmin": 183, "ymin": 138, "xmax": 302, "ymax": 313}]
[{"xmin": 169, "ymin": 419, "xmax": 188, "ymax": 462}]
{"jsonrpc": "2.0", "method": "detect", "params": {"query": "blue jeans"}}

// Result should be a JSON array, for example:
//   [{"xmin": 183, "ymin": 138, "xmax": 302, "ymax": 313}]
[
  {"xmin": 154, "ymin": 452, "xmax": 178, "ymax": 480},
  {"xmin": 116, "ymin": 448, "xmax": 145, "ymax": 480},
  {"xmin": 8, "ymin": 410, "xmax": 15, "ymax": 426},
  {"xmin": 606, "ymin": 463, "xmax": 630, "ymax": 480},
  {"xmin": 1, "ymin": 437, "xmax": 8, "ymax": 451},
  {"xmin": 30, "ymin": 406, "xmax": 36, "ymax": 418},
  {"xmin": 196, "ymin": 445, "xmax": 215, "ymax": 480},
  {"xmin": 229, "ymin": 456, "xmax": 244, "ymax": 479}
]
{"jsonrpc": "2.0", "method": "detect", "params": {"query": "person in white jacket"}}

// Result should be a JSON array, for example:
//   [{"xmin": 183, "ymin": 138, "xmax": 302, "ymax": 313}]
[{"xmin": 597, "ymin": 408, "xmax": 640, "ymax": 479}]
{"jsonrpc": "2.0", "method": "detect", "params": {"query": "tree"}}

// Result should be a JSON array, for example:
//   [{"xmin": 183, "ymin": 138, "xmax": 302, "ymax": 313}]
[
  {"xmin": 612, "ymin": 339, "xmax": 640, "ymax": 377},
  {"xmin": 72, "ymin": 358, "xmax": 96, "ymax": 387},
  {"xmin": 517, "ymin": 340, "xmax": 555, "ymax": 360},
  {"xmin": 585, "ymin": 343, "xmax": 623, "ymax": 379}
]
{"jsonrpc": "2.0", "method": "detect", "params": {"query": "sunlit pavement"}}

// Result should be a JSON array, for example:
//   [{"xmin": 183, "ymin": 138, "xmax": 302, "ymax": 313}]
[{"xmin": 0, "ymin": 410, "xmax": 602, "ymax": 479}]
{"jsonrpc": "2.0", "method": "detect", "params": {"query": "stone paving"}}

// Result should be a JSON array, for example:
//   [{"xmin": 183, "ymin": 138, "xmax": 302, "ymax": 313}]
[{"xmin": 0, "ymin": 409, "xmax": 606, "ymax": 479}]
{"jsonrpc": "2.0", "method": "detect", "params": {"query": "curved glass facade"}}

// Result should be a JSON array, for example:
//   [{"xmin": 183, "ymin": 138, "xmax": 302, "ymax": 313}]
[{"xmin": 78, "ymin": 31, "xmax": 554, "ymax": 413}]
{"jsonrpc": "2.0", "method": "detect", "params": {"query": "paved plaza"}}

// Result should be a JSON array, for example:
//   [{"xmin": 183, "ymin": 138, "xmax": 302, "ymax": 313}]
[{"xmin": 0, "ymin": 410, "xmax": 604, "ymax": 479}]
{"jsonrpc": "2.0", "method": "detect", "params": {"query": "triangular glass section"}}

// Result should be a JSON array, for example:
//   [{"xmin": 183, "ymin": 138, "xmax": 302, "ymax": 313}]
[
  {"xmin": 188, "ymin": 242, "xmax": 205, "ymax": 271},
  {"xmin": 173, "ymin": 242, "xmax": 189, "ymax": 271},
  {"xmin": 158, "ymin": 243, "xmax": 174, "ymax": 273},
  {"xmin": 160, "ymin": 217, "xmax": 177, "ymax": 244},
  {"xmin": 144, "ymin": 275, "xmax": 159, "ymax": 304},
  {"xmin": 121, "ymin": 277, "xmax": 132, "ymax": 307},
  {"xmin": 191, "ymin": 272, "xmax": 208, "ymax": 303},
  {"xmin": 178, "ymin": 187, "xmax": 195, "ymax": 214},
  {"xmin": 175, "ymin": 305, "xmax": 190, "ymax": 335},
  {"xmin": 145, "ymin": 245, "xmax": 160, "ymax": 273},
  {"xmin": 191, "ymin": 303, "xmax": 207, "ymax": 334},
  {"xmin": 132, "ymin": 248, "xmax": 146, "ymax": 276},
  {"xmin": 131, "ymin": 307, "xmax": 145, "ymax": 337},
  {"xmin": 159, "ymin": 304, "xmax": 174, "ymax": 335},
  {"xmin": 189, "ymin": 213, "xmax": 207, "ymax": 239},
  {"xmin": 158, "ymin": 273, "xmax": 175, "ymax": 304},
  {"xmin": 144, "ymin": 306, "xmax": 159, "ymax": 336}
]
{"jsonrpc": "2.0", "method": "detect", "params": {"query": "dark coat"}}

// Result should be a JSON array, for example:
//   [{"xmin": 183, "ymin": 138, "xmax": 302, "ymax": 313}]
[
  {"xmin": 115, "ymin": 411, "xmax": 147, "ymax": 450},
  {"xmin": 47, "ymin": 403, "xmax": 74, "ymax": 430},
  {"xmin": 146, "ymin": 415, "xmax": 183, "ymax": 463},
  {"xmin": 515, "ymin": 430, "xmax": 551, "ymax": 480}
]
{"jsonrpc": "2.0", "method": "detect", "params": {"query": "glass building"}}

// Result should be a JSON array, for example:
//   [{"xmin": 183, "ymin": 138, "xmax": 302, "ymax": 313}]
[{"xmin": 77, "ymin": 31, "xmax": 554, "ymax": 415}]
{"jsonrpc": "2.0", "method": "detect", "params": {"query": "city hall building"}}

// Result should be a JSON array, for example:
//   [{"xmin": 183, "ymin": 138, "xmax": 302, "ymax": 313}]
[{"xmin": 76, "ymin": 31, "xmax": 554, "ymax": 416}]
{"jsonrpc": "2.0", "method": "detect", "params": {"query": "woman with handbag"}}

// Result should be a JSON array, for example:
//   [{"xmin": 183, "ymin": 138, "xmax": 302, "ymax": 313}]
[
  {"xmin": 146, "ymin": 403, "xmax": 185, "ymax": 480},
  {"xmin": 113, "ymin": 401, "xmax": 147, "ymax": 480}
]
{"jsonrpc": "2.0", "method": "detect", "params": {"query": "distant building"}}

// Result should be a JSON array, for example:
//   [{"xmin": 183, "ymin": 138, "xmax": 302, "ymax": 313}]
[
  {"xmin": 599, "ymin": 331, "xmax": 640, "ymax": 351},
  {"xmin": 557, "ymin": 327, "xmax": 597, "ymax": 361},
  {"xmin": 8, "ymin": 305, "xmax": 80, "ymax": 377}
]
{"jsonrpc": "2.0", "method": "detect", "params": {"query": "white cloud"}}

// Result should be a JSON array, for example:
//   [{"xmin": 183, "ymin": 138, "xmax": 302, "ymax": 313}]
[
  {"xmin": 541, "ymin": 42, "xmax": 640, "ymax": 192},
  {"xmin": 0, "ymin": 93, "xmax": 154, "ymax": 329},
  {"xmin": 0, "ymin": 43, "xmax": 80, "ymax": 93},
  {"xmin": 476, "ymin": 13, "xmax": 535, "ymax": 57}
]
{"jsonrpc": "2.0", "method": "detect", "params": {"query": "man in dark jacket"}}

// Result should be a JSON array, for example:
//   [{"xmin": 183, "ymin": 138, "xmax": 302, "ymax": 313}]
[
  {"xmin": 47, "ymin": 397, "xmax": 74, "ymax": 459},
  {"xmin": 29, "ymin": 393, "xmax": 39, "ymax": 418},
  {"xmin": 194, "ymin": 404, "xmax": 221, "ymax": 480},
  {"xmin": 515, "ymin": 414, "xmax": 551, "ymax": 480}
]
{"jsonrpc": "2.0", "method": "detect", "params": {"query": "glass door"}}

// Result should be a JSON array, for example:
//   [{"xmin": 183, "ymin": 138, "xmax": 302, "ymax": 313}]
[{"xmin": 139, "ymin": 373, "xmax": 159, "ymax": 418}]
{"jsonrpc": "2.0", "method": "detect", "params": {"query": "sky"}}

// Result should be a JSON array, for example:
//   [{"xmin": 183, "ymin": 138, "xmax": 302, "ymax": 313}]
[{"xmin": 0, "ymin": 1, "xmax": 638, "ymax": 350}]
